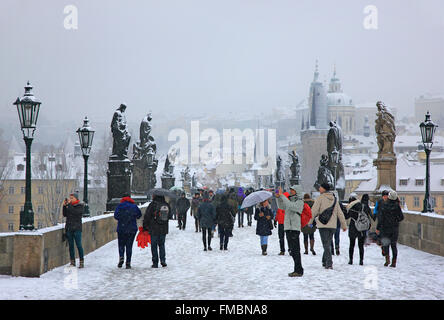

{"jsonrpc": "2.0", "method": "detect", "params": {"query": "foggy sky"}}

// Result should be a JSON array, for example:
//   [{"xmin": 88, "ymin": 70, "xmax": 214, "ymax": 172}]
[{"xmin": 1, "ymin": 0, "xmax": 443, "ymax": 127}]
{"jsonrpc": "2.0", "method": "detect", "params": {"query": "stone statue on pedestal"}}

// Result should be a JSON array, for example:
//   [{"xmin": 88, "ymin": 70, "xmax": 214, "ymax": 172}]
[
  {"xmin": 314, "ymin": 154, "xmax": 334, "ymax": 191},
  {"xmin": 161, "ymin": 155, "xmax": 175, "ymax": 190},
  {"xmin": 289, "ymin": 150, "xmax": 300, "ymax": 180},
  {"xmin": 131, "ymin": 113, "xmax": 158, "ymax": 194},
  {"xmin": 110, "ymin": 104, "xmax": 131, "ymax": 159},
  {"xmin": 327, "ymin": 121, "xmax": 345, "ymax": 200},
  {"xmin": 373, "ymin": 101, "xmax": 397, "ymax": 192},
  {"xmin": 275, "ymin": 155, "xmax": 285, "ymax": 188},
  {"xmin": 375, "ymin": 101, "xmax": 396, "ymax": 155}
]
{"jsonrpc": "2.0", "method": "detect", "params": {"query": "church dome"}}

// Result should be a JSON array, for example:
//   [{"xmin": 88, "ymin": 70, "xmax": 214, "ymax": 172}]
[{"xmin": 327, "ymin": 92, "xmax": 354, "ymax": 107}]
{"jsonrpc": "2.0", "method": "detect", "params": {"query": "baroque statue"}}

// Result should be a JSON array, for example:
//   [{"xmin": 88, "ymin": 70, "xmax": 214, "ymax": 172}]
[
  {"xmin": 375, "ymin": 101, "xmax": 396, "ymax": 154},
  {"xmin": 111, "ymin": 103, "xmax": 131, "ymax": 159}
]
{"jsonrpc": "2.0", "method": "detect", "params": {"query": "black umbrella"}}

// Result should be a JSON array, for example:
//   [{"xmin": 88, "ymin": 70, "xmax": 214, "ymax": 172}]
[{"xmin": 147, "ymin": 188, "xmax": 178, "ymax": 199}]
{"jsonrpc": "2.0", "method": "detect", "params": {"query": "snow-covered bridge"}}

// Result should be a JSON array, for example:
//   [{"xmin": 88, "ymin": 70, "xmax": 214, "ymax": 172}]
[{"xmin": 1, "ymin": 219, "xmax": 444, "ymax": 300}]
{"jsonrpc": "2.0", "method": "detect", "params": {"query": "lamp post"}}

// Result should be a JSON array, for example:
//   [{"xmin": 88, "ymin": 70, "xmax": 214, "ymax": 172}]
[
  {"xmin": 420, "ymin": 111, "xmax": 438, "ymax": 213},
  {"xmin": 13, "ymin": 82, "xmax": 41, "ymax": 230},
  {"xmin": 331, "ymin": 148, "xmax": 339, "ymax": 191},
  {"xmin": 76, "ymin": 117, "xmax": 95, "ymax": 217}
]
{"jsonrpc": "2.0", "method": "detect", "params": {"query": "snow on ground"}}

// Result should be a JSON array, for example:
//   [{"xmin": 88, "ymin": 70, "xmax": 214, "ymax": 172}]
[{"xmin": 1, "ymin": 219, "xmax": 444, "ymax": 300}]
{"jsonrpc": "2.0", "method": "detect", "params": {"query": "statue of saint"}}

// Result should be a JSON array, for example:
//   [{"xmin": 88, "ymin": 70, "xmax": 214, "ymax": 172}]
[
  {"xmin": 288, "ymin": 150, "xmax": 300, "ymax": 179},
  {"xmin": 275, "ymin": 155, "xmax": 284, "ymax": 182},
  {"xmin": 327, "ymin": 121, "xmax": 343, "ymax": 166},
  {"xmin": 111, "ymin": 104, "xmax": 131, "ymax": 159},
  {"xmin": 133, "ymin": 112, "xmax": 157, "ymax": 161},
  {"xmin": 314, "ymin": 154, "xmax": 334, "ymax": 191},
  {"xmin": 375, "ymin": 101, "xmax": 396, "ymax": 154}
]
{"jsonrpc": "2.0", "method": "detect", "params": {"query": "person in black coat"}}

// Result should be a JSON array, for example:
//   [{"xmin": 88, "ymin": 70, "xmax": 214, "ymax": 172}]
[
  {"xmin": 344, "ymin": 193, "xmax": 375, "ymax": 265},
  {"xmin": 215, "ymin": 195, "xmax": 236, "ymax": 251},
  {"xmin": 176, "ymin": 192, "xmax": 191, "ymax": 231},
  {"xmin": 254, "ymin": 200, "xmax": 273, "ymax": 256},
  {"xmin": 62, "ymin": 192, "xmax": 85, "ymax": 268},
  {"xmin": 143, "ymin": 195, "xmax": 171, "ymax": 268},
  {"xmin": 376, "ymin": 190, "xmax": 404, "ymax": 268}
]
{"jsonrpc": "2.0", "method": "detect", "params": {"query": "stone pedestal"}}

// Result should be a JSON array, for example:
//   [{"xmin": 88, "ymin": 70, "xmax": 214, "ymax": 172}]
[
  {"xmin": 289, "ymin": 177, "xmax": 300, "ymax": 187},
  {"xmin": 161, "ymin": 176, "xmax": 175, "ymax": 190},
  {"xmin": 131, "ymin": 159, "xmax": 158, "ymax": 194},
  {"xmin": 300, "ymin": 128, "xmax": 328, "ymax": 193},
  {"xmin": 373, "ymin": 154, "xmax": 397, "ymax": 192},
  {"xmin": 106, "ymin": 158, "xmax": 132, "ymax": 211}
]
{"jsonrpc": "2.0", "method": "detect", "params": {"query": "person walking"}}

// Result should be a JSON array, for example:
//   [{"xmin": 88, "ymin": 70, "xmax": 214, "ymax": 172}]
[
  {"xmin": 196, "ymin": 191, "xmax": 216, "ymax": 251},
  {"xmin": 244, "ymin": 188, "xmax": 255, "ymax": 226},
  {"xmin": 237, "ymin": 187, "xmax": 246, "ymax": 228},
  {"xmin": 376, "ymin": 190, "xmax": 404, "ymax": 267},
  {"xmin": 215, "ymin": 194, "xmax": 236, "ymax": 250},
  {"xmin": 276, "ymin": 185, "xmax": 305, "ymax": 277},
  {"xmin": 143, "ymin": 195, "xmax": 171, "ymax": 268},
  {"xmin": 62, "ymin": 192, "xmax": 85, "ymax": 268},
  {"xmin": 176, "ymin": 192, "xmax": 190, "ymax": 231},
  {"xmin": 190, "ymin": 192, "xmax": 201, "ymax": 232},
  {"xmin": 302, "ymin": 193, "xmax": 316, "ymax": 255},
  {"xmin": 274, "ymin": 192, "xmax": 290, "ymax": 255},
  {"xmin": 308, "ymin": 183, "xmax": 347, "ymax": 269},
  {"xmin": 344, "ymin": 193, "xmax": 375, "ymax": 265},
  {"xmin": 114, "ymin": 194, "xmax": 142, "ymax": 269},
  {"xmin": 254, "ymin": 199, "xmax": 274, "ymax": 256}
]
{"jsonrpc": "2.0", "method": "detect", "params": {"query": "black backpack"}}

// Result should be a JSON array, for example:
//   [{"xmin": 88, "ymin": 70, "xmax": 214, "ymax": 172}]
[
  {"xmin": 318, "ymin": 194, "xmax": 337, "ymax": 225},
  {"xmin": 154, "ymin": 202, "xmax": 170, "ymax": 224}
]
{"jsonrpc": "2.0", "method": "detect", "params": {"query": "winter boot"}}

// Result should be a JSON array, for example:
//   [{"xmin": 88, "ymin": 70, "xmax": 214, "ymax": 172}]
[
  {"xmin": 384, "ymin": 254, "xmax": 390, "ymax": 267},
  {"xmin": 288, "ymin": 271, "xmax": 303, "ymax": 277},
  {"xmin": 208, "ymin": 246, "xmax": 212, "ymax": 251},
  {"xmin": 118, "ymin": 257, "xmax": 124, "ymax": 268},
  {"xmin": 303, "ymin": 239, "xmax": 309, "ymax": 255},
  {"xmin": 262, "ymin": 244, "xmax": 268, "ymax": 256},
  {"xmin": 220, "ymin": 244, "xmax": 223, "ymax": 251},
  {"xmin": 279, "ymin": 251, "xmax": 285, "ymax": 255},
  {"xmin": 335, "ymin": 246, "xmax": 340, "ymax": 256},
  {"xmin": 390, "ymin": 257, "xmax": 397, "ymax": 268},
  {"xmin": 223, "ymin": 245, "xmax": 228, "ymax": 251},
  {"xmin": 126, "ymin": 262, "xmax": 131, "ymax": 269},
  {"xmin": 310, "ymin": 239, "xmax": 316, "ymax": 255},
  {"xmin": 161, "ymin": 261, "xmax": 167, "ymax": 267},
  {"xmin": 79, "ymin": 259, "xmax": 84, "ymax": 269},
  {"xmin": 359, "ymin": 259, "xmax": 364, "ymax": 266},
  {"xmin": 70, "ymin": 259, "xmax": 76, "ymax": 267}
]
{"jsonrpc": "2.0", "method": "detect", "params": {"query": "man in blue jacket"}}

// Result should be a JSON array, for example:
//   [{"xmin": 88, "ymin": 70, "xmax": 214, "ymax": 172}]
[{"xmin": 114, "ymin": 194, "xmax": 142, "ymax": 269}]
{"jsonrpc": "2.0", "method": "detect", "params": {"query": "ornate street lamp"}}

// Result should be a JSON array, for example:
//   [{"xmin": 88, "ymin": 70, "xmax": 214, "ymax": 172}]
[
  {"xmin": 420, "ymin": 111, "xmax": 438, "ymax": 213},
  {"xmin": 76, "ymin": 117, "xmax": 95, "ymax": 217},
  {"xmin": 331, "ymin": 148, "xmax": 339, "ymax": 190},
  {"xmin": 13, "ymin": 82, "xmax": 41, "ymax": 230}
]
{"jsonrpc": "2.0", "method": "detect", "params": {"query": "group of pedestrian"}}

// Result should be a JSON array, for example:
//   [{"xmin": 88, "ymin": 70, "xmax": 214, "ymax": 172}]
[{"xmin": 62, "ymin": 183, "xmax": 404, "ymax": 275}]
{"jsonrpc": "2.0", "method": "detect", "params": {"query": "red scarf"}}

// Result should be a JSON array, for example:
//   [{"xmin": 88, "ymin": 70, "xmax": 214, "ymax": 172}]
[
  {"xmin": 120, "ymin": 196, "xmax": 135, "ymax": 204},
  {"xmin": 71, "ymin": 199, "xmax": 80, "ymax": 205}
]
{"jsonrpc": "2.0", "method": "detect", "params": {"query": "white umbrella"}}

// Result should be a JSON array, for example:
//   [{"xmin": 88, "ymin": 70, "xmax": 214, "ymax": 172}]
[{"xmin": 240, "ymin": 190, "xmax": 273, "ymax": 209}]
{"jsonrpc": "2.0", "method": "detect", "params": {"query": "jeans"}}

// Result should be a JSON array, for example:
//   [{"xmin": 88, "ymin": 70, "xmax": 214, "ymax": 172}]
[
  {"xmin": 286, "ymin": 230, "xmax": 304, "ymax": 275},
  {"xmin": 150, "ymin": 234, "xmax": 166, "ymax": 265},
  {"xmin": 218, "ymin": 226, "xmax": 231, "ymax": 249},
  {"xmin": 202, "ymin": 228, "xmax": 212, "ymax": 248},
  {"xmin": 331, "ymin": 220, "xmax": 341, "ymax": 251},
  {"xmin": 238, "ymin": 210, "xmax": 244, "ymax": 227},
  {"xmin": 319, "ymin": 228, "xmax": 336, "ymax": 268},
  {"xmin": 260, "ymin": 235, "xmax": 268, "ymax": 245},
  {"xmin": 66, "ymin": 230, "xmax": 84, "ymax": 261},
  {"xmin": 117, "ymin": 232, "xmax": 136, "ymax": 262}
]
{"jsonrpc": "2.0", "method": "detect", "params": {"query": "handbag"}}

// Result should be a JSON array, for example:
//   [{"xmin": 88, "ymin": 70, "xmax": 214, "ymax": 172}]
[
  {"xmin": 318, "ymin": 195, "xmax": 337, "ymax": 225},
  {"xmin": 301, "ymin": 224, "xmax": 317, "ymax": 234}
]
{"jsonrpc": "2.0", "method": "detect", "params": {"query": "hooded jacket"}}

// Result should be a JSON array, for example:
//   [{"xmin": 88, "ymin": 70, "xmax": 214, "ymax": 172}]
[
  {"xmin": 196, "ymin": 199, "xmax": 216, "ymax": 229},
  {"xmin": 376, "ymin": 199, "xmax": 404, "ymax": 233},
  {"xmin": 308, "ymin": 191, "xmax": 347, "ymax": 230},
  {"xmin": 276, "ymin": 185, "xmax": 304, "ymax": 232},
  {"xmin": 143, "ymin": 196, "xmax": 170, "ymax": 236},
  {"xmin": 114, "ymin": 197, "xmax": 142, "ymax": 234},
  {"xmin": 215, "ymin": 195, "xmax": 236, "ymax": 229},
  {"xmin": 344, "ymin": 199, "xmax": 375, "ymax": 238},
  {"xmin": 254, "ymin": 205, "xmax": 273, "ymax": 236},
  {"xmin": 176, "ymin": 196, "xmax": 191, "ymax": 215}
]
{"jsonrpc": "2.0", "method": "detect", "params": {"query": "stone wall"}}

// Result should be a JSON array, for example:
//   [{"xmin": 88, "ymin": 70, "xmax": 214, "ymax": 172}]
[
  {"xmin": 0, "ymin": 212, "xmax": 117, "ymax": 277},
  {"xmin": 398, "ymin": 210, "xmax": 444, "ymax": 257}
]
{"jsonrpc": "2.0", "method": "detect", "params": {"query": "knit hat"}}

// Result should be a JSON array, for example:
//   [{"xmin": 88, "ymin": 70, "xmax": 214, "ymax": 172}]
[
  {"xmin": 382, "ymin": 190, "xmax": 390, "ymax": 196},
  {"xmin": 388, "ymin": 190, "xmax": 398, "ymax": 201},
  {"xmin": 70, "ymin": 191, "xmax": 79, "ymax": 200}
]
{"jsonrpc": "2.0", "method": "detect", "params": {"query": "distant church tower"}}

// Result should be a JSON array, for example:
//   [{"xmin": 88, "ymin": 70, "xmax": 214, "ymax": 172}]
[{"xmin": 300, "ymin": 60, "xmax": 329, "ymax": 193}]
